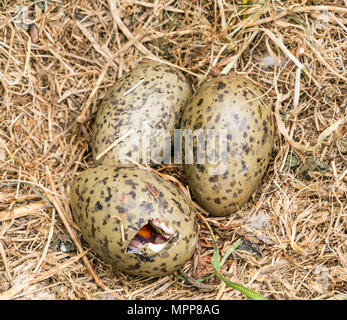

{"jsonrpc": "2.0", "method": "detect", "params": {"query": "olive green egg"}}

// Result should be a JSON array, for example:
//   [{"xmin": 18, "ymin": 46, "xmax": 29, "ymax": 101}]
[
  {"xmin": 69, "ymin": 165, "xmax": 198, "ymax": 277},
  {"xmin": 92, "ymin": 61, "xmax": 192, "ymax": 166},
  {"xmin": 180, "ymin": 75, "xmax": 274, "ymax": 216}
]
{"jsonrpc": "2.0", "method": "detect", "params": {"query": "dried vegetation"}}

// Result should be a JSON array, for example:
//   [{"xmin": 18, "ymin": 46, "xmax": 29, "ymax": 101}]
[{"xmin": 0, "ymin": 0, "xmax": 346, "ymax": 300}]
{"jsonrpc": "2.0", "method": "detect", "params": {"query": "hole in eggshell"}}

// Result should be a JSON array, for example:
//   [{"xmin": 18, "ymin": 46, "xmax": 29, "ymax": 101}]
[{"xmin": 125, "ymin": 218, "xmax": 178, "ymax": 254}]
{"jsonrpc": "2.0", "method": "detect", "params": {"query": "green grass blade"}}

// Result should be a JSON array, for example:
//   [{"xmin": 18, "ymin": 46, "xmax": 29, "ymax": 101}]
[
  {"xmin": 214, "ymin": 269, "xmax": 268, "ymax": 300},
  {"xmin": 220, "ymin": 238, "xmax": 243, "ymax": 267},
  {"xmin": 212, "ymin": 237, "xmax": 268, "ymax": 300},
  {"xmin": 212, "ymin": 240, "xmax": 221, "ymax": 272}
]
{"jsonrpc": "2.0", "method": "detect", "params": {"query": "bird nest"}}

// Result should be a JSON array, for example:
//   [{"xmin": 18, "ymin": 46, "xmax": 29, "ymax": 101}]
[{"xmin": 0, "ymin": 0, "xmax": 346, "ymax": 300}]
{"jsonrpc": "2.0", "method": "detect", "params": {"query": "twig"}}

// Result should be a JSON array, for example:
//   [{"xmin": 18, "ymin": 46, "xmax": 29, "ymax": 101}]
[
  {"xmin": 76, "ymin": 60, "xmax": 112, "ymax": 123},
  {"xmin": 145, "ymin": 55, "xmax": 202, "ymax": 78},
  {"xmin": 263, "ymin": 29, "xmax": 321, "ymax": 88},
  {"xmin": 132, "ymin": 0, "xmax": 185, "ymax": 13},
  {"xmin": 0, "ymin": 201, "xmax": 51, "ymax": 222},
  {"xmin": 107, "ymin": 0, "xmax": 154, "ymax": 57},
  {"xmin": 293, "ymin": 67, "xmax": 301, "ymax": 108},
  {"xmin": 75, "ymin": 20, "xmax": 120, "ymax": 70},
  {"xmin": 95, "ymin": 129, "xmax": 135, "ymax": 161},
  {"xmin": 123, "ymin": 78, "xmax": 145, "ymax": 96},
  {"xmin": 0, "ymin": 240, "xmax": 12, "ymax": 283},
  {"xmin": 76, "ymin": 31, "xmax": 146, "ymax": 123},
  {"xmin": 180, "ymin": 271, "xmax": 217, "ymax": 292},
  {"xmin": 33, "ymin": 208, "xmax": 56, "ymax": 273},
  {"xmin": 274, "ymin": 91, "xmax": 313, "ymax": 153},
  {"xmin": 44, "ymin": 167, "xmax": 123, "ymax": 299},
  {"xmin": 217, "ymin": 0, "xmax": 226, "ymax": 30},
  {"xmin": 243, "ymin": 5, "xmax": 347, "ymax": 28},
  {"xmin": 219, "ymin": 31, "xmax": 259, "ymax": 74},
  {"xmin": 0, "ymin": 250, "xmax": 88, "ymax": 300},
  {"xmin": 304, "ymin": 38, "xmax": 347, "ymax": 82}
]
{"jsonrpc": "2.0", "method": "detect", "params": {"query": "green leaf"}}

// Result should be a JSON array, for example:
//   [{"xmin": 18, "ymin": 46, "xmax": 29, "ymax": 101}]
[
  {"xmin": 297, "ymin": 155, "xmax": 328, "ymax": 175},
  {"xmin": 220, "ymin": 238, "xmax": 243, "ymax": 267},
  {"xmin": 211, "ymin": 236, "xmax": 268, "ymax": 300},
  {"xmin": 242, "ymin": 0, "xmax": 248, "ymax": 19},
  {"xmin": 308, "ymin": 156, "xmax": 328, "ymax": 173},
  {"xmin": 286, "ymin": 14, "xmax": 308, "ymax": 28},
  {"xmin": 28, "ymin": 0, "xmax": 46, "ymax": 11},
  {"xmin": 316, "ymin": 160, "xmax": 328, "ymax": 173},
  {"xmin": 212, "ymin": 240, "xmax": 221, "ymax": 272},
  {"xmin": 221, "ymin": 57, "xmax": 238, "ymax": 75},
  {"xmin": 216, "ymin": 271, "xmax": 268, "ymax": 300},
  {"xmin": 281, "ymin": 111, "xmax": 291, "ymax": 122},
  {"xmin": 285, "ymin": 153, "xmax": 300, "ymax": 168}
]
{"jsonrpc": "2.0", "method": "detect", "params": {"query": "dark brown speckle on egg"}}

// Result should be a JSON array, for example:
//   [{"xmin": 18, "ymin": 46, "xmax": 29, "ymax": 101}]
[
  {"xmin": 92, "ymin": 61, "xmax": 192, "ymax": 166},
  {"xmin": 180, "ymin": 74, "xmax": 274, "ymax": 216},
  {"xmin": 69, "ymin": 165, "xmax": 198, "ymax": 277}
]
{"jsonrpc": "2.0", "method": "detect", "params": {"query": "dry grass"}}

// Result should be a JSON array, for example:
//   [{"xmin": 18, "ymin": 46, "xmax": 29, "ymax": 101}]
[{"xmin": 0, "ymin": 0, "xmax": 346, "ymax": 300}]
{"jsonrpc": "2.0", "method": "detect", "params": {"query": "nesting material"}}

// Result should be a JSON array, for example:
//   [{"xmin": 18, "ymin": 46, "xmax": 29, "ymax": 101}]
[{"xmin": 0, "ymin": 0, "xmax": 346, "ymax": 300}]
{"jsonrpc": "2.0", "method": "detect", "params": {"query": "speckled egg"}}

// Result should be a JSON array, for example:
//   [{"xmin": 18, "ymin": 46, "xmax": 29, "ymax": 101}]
[
  {"xmin": 180, "ymin": 75, "xmax": 274, "ymax": 216},
  {"xmin": 69, "ymin": 165, "xmax": 198, "ymax": 277},
  {"xmin": 92, "ymin": 61, "xmax": 192, "ymax": 166}
]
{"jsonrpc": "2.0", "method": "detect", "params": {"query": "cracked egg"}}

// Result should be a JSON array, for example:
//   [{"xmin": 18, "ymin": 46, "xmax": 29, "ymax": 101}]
[{"xmin": 69, "ymin": 165, "xmax": 198, "ymax": 277}]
